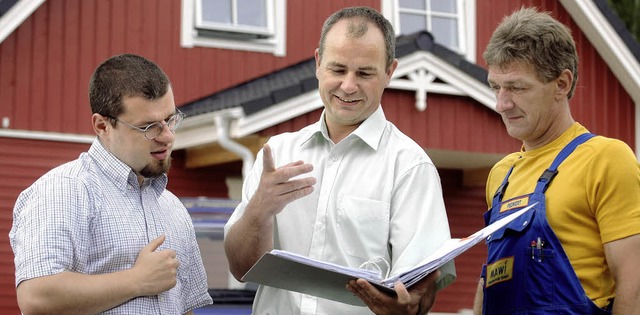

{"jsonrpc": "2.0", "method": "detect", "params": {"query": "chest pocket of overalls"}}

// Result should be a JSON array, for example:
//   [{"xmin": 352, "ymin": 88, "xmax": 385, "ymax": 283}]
[
  {"xmin": 486, "ymin": 205, "xmax": 535, "ymax": 241},
  {"xmin": 486, "ymin": 206, "xmax": 557, "ymax": 307}
]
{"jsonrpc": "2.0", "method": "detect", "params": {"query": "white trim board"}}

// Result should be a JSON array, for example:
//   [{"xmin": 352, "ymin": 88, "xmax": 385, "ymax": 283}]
[
  {"xmin": 560, "ymin": 0, "xmax": 640, "ymax": 158},
  {"xmin": 0, "ymin": 0, "xmax": 45, "ymax": 44}
]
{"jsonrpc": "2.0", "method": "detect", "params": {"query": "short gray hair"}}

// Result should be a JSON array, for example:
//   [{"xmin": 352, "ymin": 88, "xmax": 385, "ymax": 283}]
[
  {"xmin": 318, "ymin": 6, "xmax": 396, "ymax": 69},
  {"xmin": 483, "ymin": 7, "xmax": 579, "ymax": 98}
]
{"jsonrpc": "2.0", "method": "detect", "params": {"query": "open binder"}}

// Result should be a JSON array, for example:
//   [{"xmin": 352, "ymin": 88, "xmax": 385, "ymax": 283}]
[{"xmin": 242, "ymin": 203, "xmax": 536, "ymax": 306}]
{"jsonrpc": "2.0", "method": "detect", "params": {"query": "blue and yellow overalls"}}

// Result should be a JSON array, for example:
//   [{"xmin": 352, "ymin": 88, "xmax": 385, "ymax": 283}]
[{"xmin": 481, "ymin": 133, "xmax": 613, "ymax": 314}]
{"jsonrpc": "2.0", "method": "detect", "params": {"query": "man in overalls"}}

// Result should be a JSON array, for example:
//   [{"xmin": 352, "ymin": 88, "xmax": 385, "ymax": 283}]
[{"xmin": 472, "ymin": 7, "xmax": 640, "ymax": 314}]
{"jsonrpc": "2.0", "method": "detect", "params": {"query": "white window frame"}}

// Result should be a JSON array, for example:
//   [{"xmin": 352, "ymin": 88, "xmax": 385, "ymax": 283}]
[
  {"xmin": 181, "ymin": 0, "xmax": 287, "ymax": 57},
  {"xmin": 382, "ymin": 0, "xmax": 476, "ymax": 62}
]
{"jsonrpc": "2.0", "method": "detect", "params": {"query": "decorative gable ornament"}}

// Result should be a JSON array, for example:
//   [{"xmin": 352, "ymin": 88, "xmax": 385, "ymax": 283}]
[{"xmin": 389, "ymin": 51, "xmax": 496, "ymax": 112}]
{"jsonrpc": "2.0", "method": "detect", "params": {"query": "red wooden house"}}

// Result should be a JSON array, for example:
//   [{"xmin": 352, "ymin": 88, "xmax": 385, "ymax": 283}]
[{"xmin": 0, "ymin": 0, "xmax": 638, "ymax": 313}]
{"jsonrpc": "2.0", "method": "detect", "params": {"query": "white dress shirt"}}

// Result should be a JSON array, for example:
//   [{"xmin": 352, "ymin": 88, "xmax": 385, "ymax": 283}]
[{"xmin": 226, "ymin": 106, "xmax": 455, "ymax": 315}]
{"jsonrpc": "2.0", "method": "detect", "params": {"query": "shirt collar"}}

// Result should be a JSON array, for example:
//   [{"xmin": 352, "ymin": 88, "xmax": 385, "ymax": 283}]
[
  {"xmin": 301, "ymin": 106, "xmax": 386, "ymax": 150},
  {"xmin": 353, "ymin": 106, "xmax": 386, "ymax": 150},
  {"xmin": 88, "ymin": 138, "xmax": 168, "ymax": 194},
  {"xmin": 520, "ymin": 122, "xmax": 588, "ymax": 155}
]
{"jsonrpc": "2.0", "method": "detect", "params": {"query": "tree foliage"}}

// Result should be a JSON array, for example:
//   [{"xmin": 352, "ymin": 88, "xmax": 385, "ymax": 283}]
[{"xmin": 608, "ymin": 0, "xmax": 640, "ymax": 42}]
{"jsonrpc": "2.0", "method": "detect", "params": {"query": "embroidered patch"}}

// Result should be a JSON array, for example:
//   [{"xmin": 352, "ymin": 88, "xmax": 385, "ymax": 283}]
[
  {"xmin": 499, "ymin": 196, "xmax": 530, "ymax": 213},
  {"xmin": 486, "ymin": 257, "xmax": 514, "ymax": 287}
]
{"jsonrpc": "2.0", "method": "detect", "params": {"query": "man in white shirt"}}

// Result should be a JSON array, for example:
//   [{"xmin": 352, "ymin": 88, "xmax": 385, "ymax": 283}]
[{"xmin": 224, "ymin": 6, "xmax": 455, "ymax": 315}]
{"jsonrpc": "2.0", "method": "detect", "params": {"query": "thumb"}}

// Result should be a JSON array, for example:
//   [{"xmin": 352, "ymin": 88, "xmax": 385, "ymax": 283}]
[
  {"xmin": 394, "ymin": 281, "xmax": 411, "ymax": 304},
  {"xmin": 262, "ymin": 144, "xmax": 276, "ymax": 173},
  {"xmin": 430, "ymin": 270, "xmax": 441, "ymax": 283},
  {"xmin": 143, "ymin": 234, "xmax": 166, "ymax": 252}
]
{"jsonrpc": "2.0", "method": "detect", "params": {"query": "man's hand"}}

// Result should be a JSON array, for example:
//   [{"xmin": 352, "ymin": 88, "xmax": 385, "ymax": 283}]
[
  {"xmin": 15, "ymin": 235, "xmax": 183, "ymax": 314},
  {"xmin": 347, "ymin": 271, "xmax": 440, "ymax": 315},
  {"xmin": 132, "ymin": 235, "xmax": 180, "ymax": 296},
  {"xmin": 225, "ymin": 144, "xmax": 316, "ymax": 280},
  {"xmin": 247, "ymin": 144, "xmax": 316, "ymax": 218}
]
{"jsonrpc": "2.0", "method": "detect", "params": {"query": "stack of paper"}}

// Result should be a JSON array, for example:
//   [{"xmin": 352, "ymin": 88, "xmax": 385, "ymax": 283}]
[
  {"xmin": 270, "ymin": 250, "xmax": 383, "ymax": 282},
  {"xmin": 242, "ymin": 203, "xmax": 536, "ymax": 306},
  {"xmin": 382, "ymin": 202, "xmax": 536, "ymax": 288}
]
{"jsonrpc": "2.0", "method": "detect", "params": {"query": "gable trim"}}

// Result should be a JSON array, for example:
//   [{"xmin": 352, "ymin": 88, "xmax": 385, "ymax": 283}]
[
  {"xmin": 560, "ymin": 0, "xmax": 640, "ymax": 104},
  {"xmin": 560, "ymin": 0, "xmax": 640, "ymax": 158},
  {"xmin": 0, "ymin": 0, "xmax": 45, "ymax": 44},
  {"xmin": 390, "ymin": 51, "xmax": 496, "ymax": 111}
]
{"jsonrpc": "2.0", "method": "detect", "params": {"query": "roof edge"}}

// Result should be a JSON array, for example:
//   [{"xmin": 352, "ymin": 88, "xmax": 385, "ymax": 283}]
[
  {"xmin": 0, "ymin": 0, "xmax": 45, "ymax": 44},
  {"xmin": 560, "ymin": 0, "xmax": 640, "ymax": 105},
  {"xmin": 592, "ymin": 0, "xmax": 640, "ymax": 62},
  {"xmin": 560, "ymin": 0, "xmax": 640, "ymax": 158}
]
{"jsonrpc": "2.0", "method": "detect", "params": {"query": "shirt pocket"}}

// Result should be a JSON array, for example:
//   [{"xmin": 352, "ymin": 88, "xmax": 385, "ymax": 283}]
[{"xmin": 336, "ymin": 195, "xmax": 390, "ymax": 260}]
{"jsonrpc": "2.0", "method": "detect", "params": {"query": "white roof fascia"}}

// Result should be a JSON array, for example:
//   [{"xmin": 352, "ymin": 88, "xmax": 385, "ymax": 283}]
[
  {"xmin": 0, "ymin": 129, "xmax": 94, "ymax": 143},
  {"xmin": 560, "ymin": 0, "xmax": 640, "ymax": 158},
  {"xmin": 0, "ymin": 0, "xmax": 46, "ymax": 44},
  {"xmin": 174, "ymin": 92, "xmax": 323, "ymax": 150},
  {"xmin": 175, "ymin": 107, "xmax": 244, "ymax": 150},
  {"xmin": 235, "ymin": 91, "xmax": 323, "ymax": 137}
]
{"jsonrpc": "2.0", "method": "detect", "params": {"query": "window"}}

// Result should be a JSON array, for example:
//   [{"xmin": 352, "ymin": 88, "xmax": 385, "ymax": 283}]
[
  {"xmin": 181, "ymin": 0, "xmax": 286, "ymax": 56},
  {"xmin": 382, "ymin": 0, "xmax": 476, "ymax": 62}
]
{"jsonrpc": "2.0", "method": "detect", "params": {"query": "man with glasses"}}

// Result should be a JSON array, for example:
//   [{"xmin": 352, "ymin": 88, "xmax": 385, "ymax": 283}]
[
  {"xmin": 105, "ymin": 109, "xmax": 185, "ymax": 140},
  {"xmin": 9, "ymin": 54, "xmax": 212, "ymax": 314}
]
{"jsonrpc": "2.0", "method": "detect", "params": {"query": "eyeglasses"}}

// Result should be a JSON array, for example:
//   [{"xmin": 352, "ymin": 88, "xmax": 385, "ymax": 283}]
[{"xmin": 105, "ymin": 110, "xmax": 186, "ymax": 140}]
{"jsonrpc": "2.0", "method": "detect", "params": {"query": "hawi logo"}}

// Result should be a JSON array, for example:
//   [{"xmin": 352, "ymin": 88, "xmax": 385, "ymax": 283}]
[{"xmin": 486, "ymin": 256, "xmax": 514, "ymax": 287}]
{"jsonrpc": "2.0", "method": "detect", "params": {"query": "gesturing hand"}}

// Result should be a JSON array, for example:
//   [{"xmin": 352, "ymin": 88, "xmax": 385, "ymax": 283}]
[
  {"xmin": 133, "ymin": 235, "xmax": 180, "ymax": 296},
  {"xmin": 248, "ymin": 144, "xmax": 316, "ymax": 217}
]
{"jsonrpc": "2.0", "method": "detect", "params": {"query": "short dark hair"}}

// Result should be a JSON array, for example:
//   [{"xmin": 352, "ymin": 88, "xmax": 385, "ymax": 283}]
[
  {"xmin": 88, "ymin": 54, "xmax": 170, "ymax": 119},
  {"xmin": 318, "ymin": 6, "xmax": 396, "ymax": 69},
  {"xmin": 483, "ymin": 7, "xmax": 579, "ymax": 98}
]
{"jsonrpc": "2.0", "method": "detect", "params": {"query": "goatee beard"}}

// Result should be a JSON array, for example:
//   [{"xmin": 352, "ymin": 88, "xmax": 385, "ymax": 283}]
[{"xmin": 140, "ymin": 157, "xmax": 172, "ymax": 178}]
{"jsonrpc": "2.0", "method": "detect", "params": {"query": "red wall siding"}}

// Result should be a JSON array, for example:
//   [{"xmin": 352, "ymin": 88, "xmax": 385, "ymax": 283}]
[
  {"xmin": 0, "ymin": 0, "xmax": 381, "ymax": 135},
  {"xmin": 382, "ymin": 91, "xmax": 522, "ymax": 154},
  {"xmin": 433, "ymin": 169, "xmax": 488, "ymax": 312}
]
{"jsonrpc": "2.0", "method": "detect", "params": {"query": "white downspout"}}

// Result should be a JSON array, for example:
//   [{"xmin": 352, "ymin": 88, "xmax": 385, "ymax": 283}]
[
  {"xmin": 214, "ymin": 113, "xmax": 255, "ymax": 290},
  {"xmin": 214, "ymin": 114, "xmax": 254, "ymax": 180}
]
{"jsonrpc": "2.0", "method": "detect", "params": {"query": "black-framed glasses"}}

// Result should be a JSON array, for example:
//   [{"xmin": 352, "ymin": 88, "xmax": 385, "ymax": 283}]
[{"xmin": 105, "ymin": 109, "xmax": 186, "ymax": 140}]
